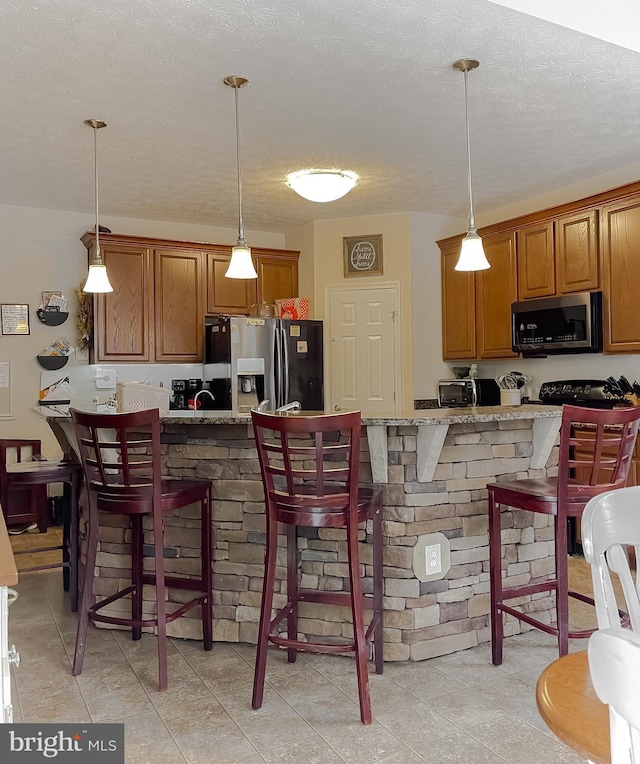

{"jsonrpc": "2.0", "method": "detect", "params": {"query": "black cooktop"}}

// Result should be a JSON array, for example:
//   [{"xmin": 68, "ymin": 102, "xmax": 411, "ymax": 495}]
[{"xmin": 538, "ymin": 379, "xmax": 625, "ymax": 408}]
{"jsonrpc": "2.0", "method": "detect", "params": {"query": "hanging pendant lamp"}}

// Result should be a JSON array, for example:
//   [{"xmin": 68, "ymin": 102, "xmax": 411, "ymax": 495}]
[
  {"xmin": 82, "ymin": 119, "xmax": 113, "ymax": 293},
  {"xmin": 452, "ymin": 59, "xmax": 490, "ymax": 272},
  {"xmin": 224, "ymin": 76, "xmax": 258, "ymax": 279}
]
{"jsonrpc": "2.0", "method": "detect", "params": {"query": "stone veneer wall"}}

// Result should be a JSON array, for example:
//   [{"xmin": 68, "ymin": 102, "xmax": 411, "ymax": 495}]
[{"xmin": 87, "ymin": 418, "xmax": 558, "ymax": 661}]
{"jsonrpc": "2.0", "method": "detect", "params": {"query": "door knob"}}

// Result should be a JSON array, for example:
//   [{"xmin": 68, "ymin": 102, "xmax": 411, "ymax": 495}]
[
  {"xmin": 334, "ymin": 405, "xmax": 342, "ymax": 411},
  {"xmin": 8, "ymin": 645, "xmax": 20, "ymax": 668}
]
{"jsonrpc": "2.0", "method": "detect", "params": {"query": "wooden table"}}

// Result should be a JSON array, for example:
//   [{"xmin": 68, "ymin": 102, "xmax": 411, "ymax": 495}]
[{"xmin": 536, "ymin": 650, "xmax": 610, "ymax": 764}]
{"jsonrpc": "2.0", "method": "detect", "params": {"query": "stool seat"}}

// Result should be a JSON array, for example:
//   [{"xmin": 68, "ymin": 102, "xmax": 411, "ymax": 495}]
[{"xmin": 71, "ymin": 408, "xmax": 214, "ymax": 691}]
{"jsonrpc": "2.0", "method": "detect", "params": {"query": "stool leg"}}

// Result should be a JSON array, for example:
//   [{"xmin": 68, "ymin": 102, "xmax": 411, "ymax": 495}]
[
  {"xmin": 131, "ymin": 516, "xmax": 144, "ymax": 641},
  {"xmin": 252, "ymin": 516, "xmax": 278, "ymax": 711},
  {"xmin": 153, "ymin": 511, "xmax": 168, "ymax": 691},
  {"xmin": 69, "ymin": 474, "xmax": 80, "ymax": 612},
  {"xmin": 372, "ymin": 498, "xmax": 384, "ymax": 675},
  {"xmin": 201, "ymin": 491, "xmax": 213, "ymax": 651},
  {"xmin": 347, "ymin": 518, "xmax": 372, "ymax": 725},
  {"xmin": 286, "ymin": 524, "xmax": 298, "ymax": 664},
  {"xmin": 72, "ymin": 497, "xmax": 99, "ymax": 676},
  {"xmin": 488, "ymin": 488, "xmax": 504, "ymax": 666},
  {"xmin": 555, "ymin": 512, "xmax": 569, "ymax": 657}
]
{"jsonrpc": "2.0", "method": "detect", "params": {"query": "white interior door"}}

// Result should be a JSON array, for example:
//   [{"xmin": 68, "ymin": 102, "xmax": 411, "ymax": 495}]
[{"xmin": 327, "ymin": 284, "xmax": 400, "ymax": 414}]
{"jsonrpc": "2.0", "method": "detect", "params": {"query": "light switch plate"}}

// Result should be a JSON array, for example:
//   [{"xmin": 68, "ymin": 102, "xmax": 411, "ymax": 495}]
[{"xmin": 95, "ymin": 367, "xmax": 116, "ymax": 389}]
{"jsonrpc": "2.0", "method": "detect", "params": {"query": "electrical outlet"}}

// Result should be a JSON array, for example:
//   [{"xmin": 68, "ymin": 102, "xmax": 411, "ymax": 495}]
[
  {"xmin": 95, "ymin": 367, "xmax": 116, "ymax": 389},
  {"xmin": 425, "ymin": 544, "xmax": 442, "ymax": 576}
]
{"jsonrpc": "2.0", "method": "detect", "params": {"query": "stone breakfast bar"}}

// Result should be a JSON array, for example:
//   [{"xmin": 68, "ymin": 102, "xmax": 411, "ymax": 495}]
[{"xmin": 55, "ymin": 405, "xmax": 563, "ymax": 662}]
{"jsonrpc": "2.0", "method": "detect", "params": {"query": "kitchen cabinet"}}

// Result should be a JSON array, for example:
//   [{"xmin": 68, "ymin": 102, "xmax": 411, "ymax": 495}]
[
  {"xmin": 517, "ymin": 222, "xmax": 555, "ymax": 299},
  {"xmin": 600, "ymin": 196, "xmax": 640, "ymax": 353},
  {"xmin": 440, "ymin": 233, "xmax": 517, "ymax": 361},
  {"xmin": 83, "ymin": 233, "xmax": 300, "ymax": 362}
]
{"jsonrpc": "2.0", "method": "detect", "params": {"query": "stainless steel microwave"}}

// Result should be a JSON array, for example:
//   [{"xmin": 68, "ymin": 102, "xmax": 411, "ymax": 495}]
[
  {"xmin": 512, "ymin": 291, "xmax": 603, "ymax": 356},
  {"xmin": 438, "ymin": 378, "xmax": 500, "ymax": 408}
]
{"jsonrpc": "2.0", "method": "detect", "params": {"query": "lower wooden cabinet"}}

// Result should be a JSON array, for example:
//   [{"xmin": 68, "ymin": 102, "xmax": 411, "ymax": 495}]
[{"xmin": 82, "ymin": 233, "xmax": 300, "ymax": 363}]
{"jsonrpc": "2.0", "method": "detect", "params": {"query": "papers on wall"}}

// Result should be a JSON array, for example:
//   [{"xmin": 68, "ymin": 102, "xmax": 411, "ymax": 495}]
[
  {"xmin": 39, "ymin": 337, "xmax": 74, "ymax": 357},
  {"xmin": 39, "ymin": 371, "xmax": 75, "ymax": 409}
]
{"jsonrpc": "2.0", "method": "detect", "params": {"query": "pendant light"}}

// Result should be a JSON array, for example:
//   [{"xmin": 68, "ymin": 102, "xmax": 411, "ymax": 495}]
[
  {"xmin": 82, "ymin": 119, "xmax": 113, "ymax": 293},
  {"xmin": 452, "ymin": 59, "xmax": 490, "ymax": 272},
  {"xmin": 224, "ymin": 76, "xmax": 258, "ymax": 279},
  {"xmin": 287, "ymin": 169, "xmax": 357, "ymax": 202}
]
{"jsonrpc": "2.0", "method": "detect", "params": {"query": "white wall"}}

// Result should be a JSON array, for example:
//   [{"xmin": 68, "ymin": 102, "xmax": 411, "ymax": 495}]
[{"xmin": 0, "ymin": 204, "xmax": 285, "ymax": 456}]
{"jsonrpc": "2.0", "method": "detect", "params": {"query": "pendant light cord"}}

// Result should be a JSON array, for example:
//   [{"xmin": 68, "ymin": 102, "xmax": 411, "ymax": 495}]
[
  {"xmin": 93, "ymin": 124, "xmax": 103, "ymax": 264},
  {"xmin": 233, "ymin": 85, "xmax": 245, "ymax": 245},
  {"xmin": 463, "ymin": 68, "xmax": 476, "ymax": 232}
]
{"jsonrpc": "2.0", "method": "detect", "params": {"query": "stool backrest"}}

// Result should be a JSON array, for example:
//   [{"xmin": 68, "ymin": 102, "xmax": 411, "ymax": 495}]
[
  {"xmin": 582, "ymin": 485, "xmax": 640, "ymax": 631},
  {"xmin": 251, "ymin": 410, "xmax": 361, "ymax": 528},
  {"xmin": 0, "ymin": 439, "xmax": 44, "ymax": 518},
  {"xmin": 70, "ymin": 408, "xmax": 161, "ymax": 503},
  {"xmin": 589, "ymin": 628, "xmax": 640, "ymax": 764},
  {"xmin": 557, "ymin": 404, "xmax": 640, "ymax": 510}
]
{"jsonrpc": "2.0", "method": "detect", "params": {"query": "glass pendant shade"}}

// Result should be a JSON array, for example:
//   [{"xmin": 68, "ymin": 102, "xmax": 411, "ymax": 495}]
[
  {"xmin": 83, "ymin": 262, "xmax": 114, "ymax": 292},
  {"xmin": 83, "ymin": 119, "xmax": 113, "ymax": 293},
  {"xmin": 226, "ymin": 242, "xmax": 258, "ymax": 279},
  {"xmin": 455, "ymin": 228, "xmax": 490, "ymax": 272},
  {"xmin": 287, "ymin": 169, "xmax": 357, "ymax": 203}
]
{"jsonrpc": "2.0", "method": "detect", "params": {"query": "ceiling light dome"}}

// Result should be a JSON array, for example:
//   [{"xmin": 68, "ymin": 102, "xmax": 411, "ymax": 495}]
[{"xmin": 287, "ymin": 169, "xmax": 357, "ymax": 203}]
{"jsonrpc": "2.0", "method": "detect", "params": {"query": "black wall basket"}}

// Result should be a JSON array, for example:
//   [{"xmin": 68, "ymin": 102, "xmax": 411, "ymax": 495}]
[
  {"xmin": 37, "ymin": 355, "xmax": 68, "ymax": 370},
  {"xmin": 36, "ymin": 308, "xmax": 69, "ymax": 326}
]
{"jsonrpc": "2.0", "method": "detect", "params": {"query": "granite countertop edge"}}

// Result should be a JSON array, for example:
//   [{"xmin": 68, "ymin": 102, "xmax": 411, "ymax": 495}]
[{"xmin": 48, "ymin": 404, "xmax": 561, "ymax": 427}]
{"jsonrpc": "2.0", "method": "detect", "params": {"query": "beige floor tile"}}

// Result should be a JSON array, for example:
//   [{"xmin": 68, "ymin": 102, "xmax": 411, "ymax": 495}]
[
  {"xmin": 467, "ymin": 714, "xmax": 559, "ymax": 763},
  {"xmin": 172, "ymin": 723, "xmax": 259, "ymax": 763},
  {"xmin": 83, "ymin": 682, "xmax": 155, "ymax": 722},
  {"xmin": 155, "ymin": 694, "xmax": 231, "ymax": 736},
  {"xmin": 215, "ymin": 682, "xmax": 288, "ymax": 720},
  {"xmin": 126, "ymin": 738, "xmax": 188, "ymax": 764},
  {"xmin": 470, "ymin": 673, "xmax": 538, "ymax": 712},
  {"xmin": 290, "ymin": 688, "xmax": 362, "ymax": 733},
  {"xmin": 515, "ymin": 740, "xmax": 589, "ymax": 763},
  {"xmin": 418, "ymin": 730, "xmax": 509, "ymax": 763},
  {"xmin": 319, "ymin": 719, "xmax": 410, "ymax": 764},
  {"xmin": 235, "ymin": 705, "xmax": 316, "ymax": 752},
  {"xmin": 261, "ymin": 734, "xmax": 345, "ymax": 763},
  {"xmin": 386, "ymin": 663, "xmax": 467, "ymax": 702},
  {"xmin": 119, "ymin": 708, "xmax": 174, "ymax": 748},
  {"xmin": 376, "ymin": 702, "xmax": 460, "ymax": 749},
  {"xmin": 424, "ymin": 687, "xmax": 506, "ymax": 729}
]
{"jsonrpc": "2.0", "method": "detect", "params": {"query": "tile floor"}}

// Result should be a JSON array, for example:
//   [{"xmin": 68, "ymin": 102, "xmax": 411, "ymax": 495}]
[{"xmin": 7, "ymin": 528, "xmax": 594, "ymax": 763}]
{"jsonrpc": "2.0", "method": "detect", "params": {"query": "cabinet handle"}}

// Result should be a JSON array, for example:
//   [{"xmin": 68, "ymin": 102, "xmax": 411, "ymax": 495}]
[{"xmin": 8, "ymin": 645, "xmax": 20, "ymax": 668}]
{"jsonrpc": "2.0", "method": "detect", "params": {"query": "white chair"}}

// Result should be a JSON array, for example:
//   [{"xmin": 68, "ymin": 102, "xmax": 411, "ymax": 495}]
[
  {"xmin": 581, "ymin": 485, "xmax": 640, "ymax": 631},
  {"xmin": 588, "ymin": 628, "xmax": 640, "ymax": 764}
]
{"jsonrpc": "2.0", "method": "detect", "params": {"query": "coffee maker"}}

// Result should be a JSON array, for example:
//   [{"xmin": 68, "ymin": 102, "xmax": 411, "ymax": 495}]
[{"xmin": 171, "ymin": 379, "xmax": 208, "ymax": 410}]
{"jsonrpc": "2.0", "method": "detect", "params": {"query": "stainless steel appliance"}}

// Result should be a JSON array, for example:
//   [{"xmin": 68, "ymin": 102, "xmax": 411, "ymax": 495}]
[
  {"xmin": 538, "ymin": 379, "xmax": 629, "ymax": 409},
  {"xmin": 512, "ymin": 291, "xmax": 603, "ymax": 356},
  {"xmin": 170, "ymin": 378, "xmax": 219, "ymax": 410},
  {"xmin": 438, "ymin": 378, "xmax": 500, "ymax": 408},
  {"xmin": 204, "ymin": 316, "xmax": 323, "ymax": 412}
]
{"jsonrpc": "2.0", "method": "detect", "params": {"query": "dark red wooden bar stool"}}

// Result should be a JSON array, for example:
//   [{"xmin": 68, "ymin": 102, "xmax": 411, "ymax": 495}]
[
  {"xmin": 488, "ymin": 404, "xmax": 640, "ymax": 665},
  {"xmin": 251, "ymin": 410, "xmax": 383, "ymax": 725},
  {"xmin": 0, "ymin": 439, "xmax": 82, "ymax": 611},
  {"xmin": 70, "ymin": 408, "xmax": 214, "ymax": 691}
]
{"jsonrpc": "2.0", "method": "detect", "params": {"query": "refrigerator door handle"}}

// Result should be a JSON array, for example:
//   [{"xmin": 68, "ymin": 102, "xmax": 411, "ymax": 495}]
[
  {"xmin": 274, "ymin": 321, "xmax": 283, "ymax": 408},
  {"xmin": 282, "ymin": 323, "xmax": 290, "ymax": 405}
]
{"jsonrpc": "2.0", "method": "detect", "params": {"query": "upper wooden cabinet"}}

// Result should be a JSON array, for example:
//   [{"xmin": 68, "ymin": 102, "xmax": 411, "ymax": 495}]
[
  {"xmin": 517, "ymin": 222, "xmax": 555, "ymax": 299},
  {"xmin": 600, "ymin": 196, "xmax": 640, "ymax": 353},
  {"xmin": 476, "ymin": 232, "xmax": 518, "ymax": 359},
  {"xmin": 82, "ymin": 233, "xmax": 300, "ymax": 363},
  {"xmin": 555, "ymin": 209, "xmax": 598, "ymax": 294},
  {"xmin": 441, "ymin": 233, "xmax": 518, "ymax": 361}
]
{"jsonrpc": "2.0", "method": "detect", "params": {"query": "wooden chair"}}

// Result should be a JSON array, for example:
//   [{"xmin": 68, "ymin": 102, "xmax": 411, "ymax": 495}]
[
  {"xmin": 0, "ymin": 439, "xmax": 82, "ymax": 611},
  {"xmin": 70, "ymin": 408, "xmax": 213, "ymax": 691},
  {"xmin": 589, "ymin": 628, "xmax": 640, "ymax": 764},
  {"xmin": 250, "ymin": 410, "xmax": 383, "ymax": 725},
  {"xmin": 488, "ymin": 404, "xmax": 640, "ymax": 665}
]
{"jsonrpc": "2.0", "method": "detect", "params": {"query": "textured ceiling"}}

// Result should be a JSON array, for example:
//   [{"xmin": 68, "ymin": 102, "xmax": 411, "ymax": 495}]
[{"xmin": 2, "ymin": 0, "xmax": 640, "ymax": 233}]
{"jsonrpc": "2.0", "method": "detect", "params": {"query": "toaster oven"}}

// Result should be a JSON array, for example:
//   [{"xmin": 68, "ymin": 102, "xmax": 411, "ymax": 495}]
[{"xmin": 438, "ymin": 378, "xmax": 500, "ymax": 408}]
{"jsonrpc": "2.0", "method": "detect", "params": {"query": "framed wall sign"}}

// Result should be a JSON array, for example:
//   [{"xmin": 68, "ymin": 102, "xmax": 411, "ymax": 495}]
[
  {"xmin": 343, "ymin": 234, "xmax": 383, "ymax": 277},
  {"xmin": 1, "ymin": 304, "xmax": 30, "ymax": 335}
]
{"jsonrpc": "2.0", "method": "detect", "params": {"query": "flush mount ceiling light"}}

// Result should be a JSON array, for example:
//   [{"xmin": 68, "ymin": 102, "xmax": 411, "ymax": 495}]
[
  {"xmin": 452, "ymin": 59, "xmax": 490, "ymax": 272},
  {"xmin": 82, "ymin": 119, "xmax": 114, "ymax": 293},
  {"xmin": 287, "ymin": 169, "xmax": 357, "ymax": 203},
  {"xmin": 224, "ymin": 75, "xmax": 258, "ymax": 279}
]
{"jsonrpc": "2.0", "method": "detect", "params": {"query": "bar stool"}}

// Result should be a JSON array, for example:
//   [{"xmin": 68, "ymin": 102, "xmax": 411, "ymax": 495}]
[
  {"xmin": 70, "ymin": 408, "xmax": 213, "ymax": 691},
  {"xmin": 251, "ymin": 410, "xmax": 383, "ymax": 725},
  {"xmin": 488, "ymin": 404, "xmax": 640, "ymax": 665},
  {"xmin": 0, "ymin": 439, "xmax": 82, "ymax": 611}
]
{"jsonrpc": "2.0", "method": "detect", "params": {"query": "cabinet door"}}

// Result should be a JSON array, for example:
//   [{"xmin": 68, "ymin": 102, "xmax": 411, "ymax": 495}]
[
  {"xmin": 154, "ymin": 249, "xmax": 205, "ymax": 362},
  {"xmin": 476, "ymin": 232, "xmax": 519, "ymax": 359},
  {"xmin": 517, "ymin": 222, "xmax": 555, "ymax": 299},
  {"xmin": 256, "ymin": 255, "xmax": 298, "ymax": 305},
  {"xmin": 93, "ymin": 244, "xmax": 153, "ymax": 362},
  {"xmin": 206, "ymin": 251, "xmax": 256, "ymax": 314},
  {"xmin": 601, "ymin": 197, "xmax": 640, "ymax": 353},
  {"xmin": 441, "ymin": 242, "xmax": 476, "ymax": 360},
  {"xmin": 556, "ymin": 210, "xmax": 599, "ymax": 294}
]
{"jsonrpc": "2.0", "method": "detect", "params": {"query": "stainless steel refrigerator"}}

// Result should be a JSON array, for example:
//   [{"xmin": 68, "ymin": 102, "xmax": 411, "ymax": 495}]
[{"xmin": 204, "ymin": 316, "xmax": 323, "ymax": 412}]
